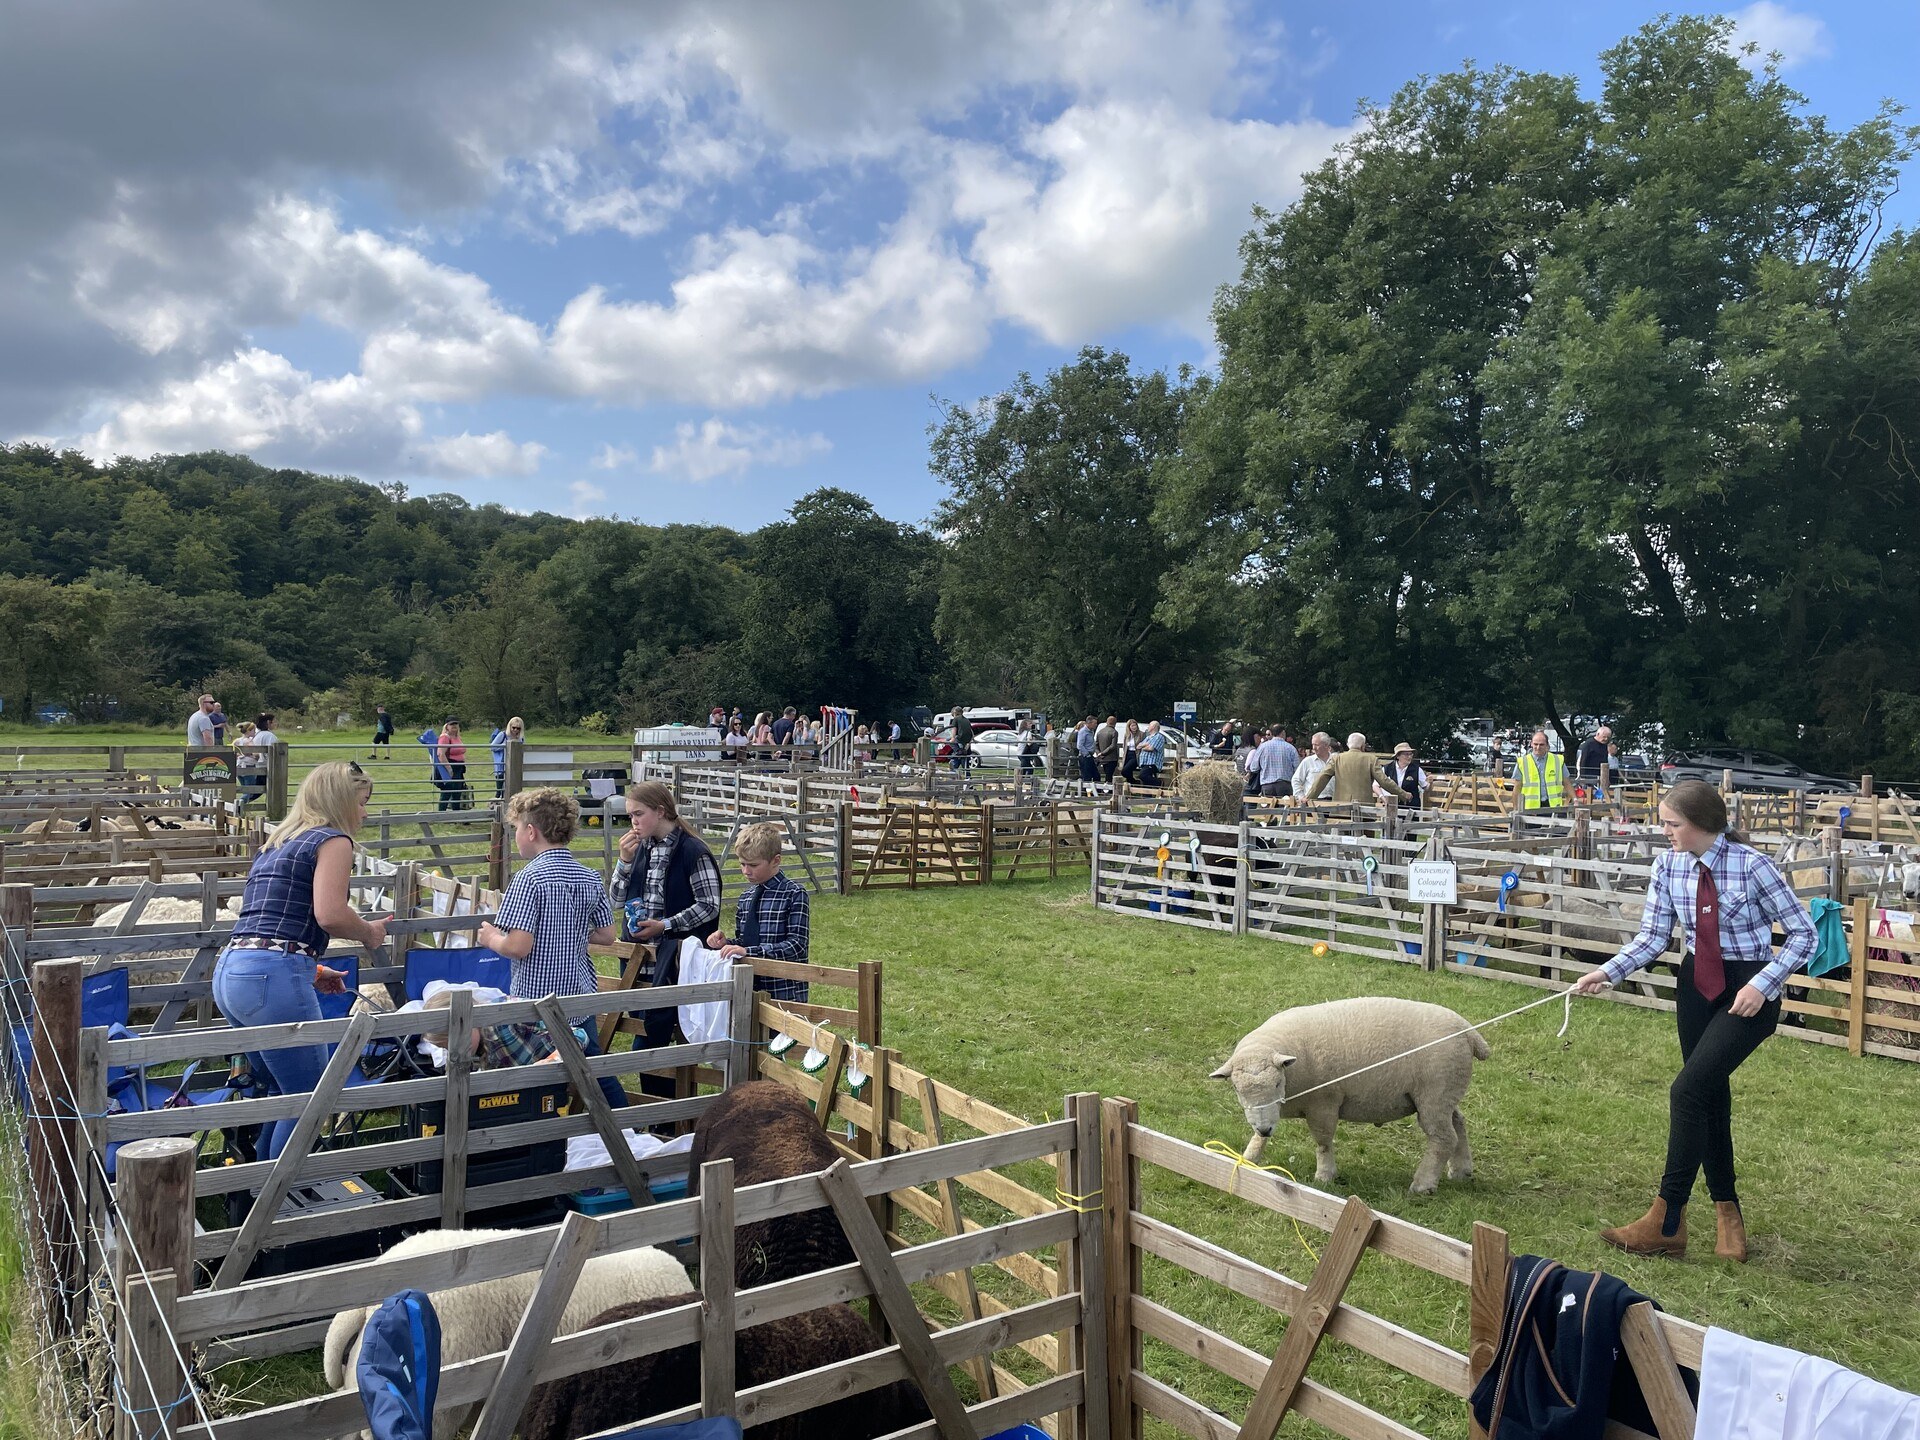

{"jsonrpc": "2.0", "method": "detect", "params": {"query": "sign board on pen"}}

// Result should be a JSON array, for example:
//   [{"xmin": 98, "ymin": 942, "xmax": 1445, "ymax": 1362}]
[
  {"xmin": 1406, "ymin": 860, "xmax": 1458, "ymax": 905},
  {"xmin": 1173, "ymin": 701, "xmax": 1197, "ymax": 718}
]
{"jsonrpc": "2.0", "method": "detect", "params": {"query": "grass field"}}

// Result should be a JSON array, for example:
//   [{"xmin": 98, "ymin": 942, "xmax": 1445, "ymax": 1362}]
[
  {"xmin": 6, "ymin": 868, "xmax": 1918, "ymax": 1438},
  {"xmin": 814, "ymin": 877, "xmax": 1920, "ymax": 1435}
]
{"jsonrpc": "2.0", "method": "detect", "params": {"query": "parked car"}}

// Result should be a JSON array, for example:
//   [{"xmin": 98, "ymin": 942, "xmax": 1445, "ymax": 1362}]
[{"xmin": 1659, "ymin": 747, "xmax": 1850, "ymax": 793}]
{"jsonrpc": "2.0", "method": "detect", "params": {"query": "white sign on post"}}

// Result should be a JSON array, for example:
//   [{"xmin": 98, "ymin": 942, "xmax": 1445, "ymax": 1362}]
[
  {"xmin": 1174, "ymin": 700, "xmax": 1198, "ymax": 717},
  {"xmin": 1406, "ymin": 860, "xmax": 1458, "ymax": 905}
]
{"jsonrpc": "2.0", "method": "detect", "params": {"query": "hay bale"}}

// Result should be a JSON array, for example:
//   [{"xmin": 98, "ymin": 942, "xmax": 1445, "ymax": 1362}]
[{"xmin": 1178, "ymin": 761, "xmax": 1245, "ymax": 826}]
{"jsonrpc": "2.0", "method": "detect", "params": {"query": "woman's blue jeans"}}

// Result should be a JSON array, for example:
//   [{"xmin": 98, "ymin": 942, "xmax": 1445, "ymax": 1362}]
[{"xmin": 213, "ymin": 947, "xmax": 328, "ymax": 1159}]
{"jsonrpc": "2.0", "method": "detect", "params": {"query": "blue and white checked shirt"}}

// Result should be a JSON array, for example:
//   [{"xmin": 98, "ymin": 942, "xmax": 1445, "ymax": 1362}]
[
  {"xmin": 496, "ymin": 846, "xmax": 612, "ymax": 999},
  {"xmin": 732, "ymin": 871, "xmax": 811, "ymax": 1003},
  {"xmin": 1599, "ymin": 835, "xmax": 1817, "ymax": 999},
  {"xmin": 1254, "ymin": 737, "xmax": 1301, "ymax": 785}
]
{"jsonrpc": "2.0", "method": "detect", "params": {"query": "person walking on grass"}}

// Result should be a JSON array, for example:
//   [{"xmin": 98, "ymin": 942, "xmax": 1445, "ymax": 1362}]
[
  {"xmin": 491, "ymin": 717, "xmax": 523, "ymax": 798},
  {"xmin": 370, "ymin": 702, "xmax": 394, "ymax": 759},
  {"xmin": 187, "ymin": 693, "xmax": 218, "ymax": 748},
  {"xmin": 477, "ymin": 787, "xmax": 627, "ymax": 1114},
  {"xmin": 1513, "ymin": 730, "xmax": 1569, "ymax": 810},
  {"xmin": 612, "ymin": 780, "xmax": 722, "ymax": 1097},
  {"xmin": 1573, "ymin": 779, "xmax": 1817, "ymax": 1263},
  {"xmin": 437, "ymin": 718, "xmax": 468, "ymax": 811},
  {"xmin": 213, "ymin": 762, "xmax": 384, "ymax": 1159}
]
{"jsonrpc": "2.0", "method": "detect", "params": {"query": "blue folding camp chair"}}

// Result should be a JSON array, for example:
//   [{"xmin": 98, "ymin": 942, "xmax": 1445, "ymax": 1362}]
[
  {"xmin": 9, "ymin": 967, "xmax": 134, "ymax": 1101},
  {"xmin": 401, "ymin": 947, "xmax": 513, "ymax": 1002}
]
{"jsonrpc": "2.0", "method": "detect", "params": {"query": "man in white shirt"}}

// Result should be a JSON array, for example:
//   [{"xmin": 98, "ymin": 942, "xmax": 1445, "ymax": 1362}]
[
  {"xmin": 1290, "ymin": 732, "xmax": 1334, "ymax": 803},
  {"xmin": 186, "ymin": 693, "xmax": 218, "ymax": 747}
]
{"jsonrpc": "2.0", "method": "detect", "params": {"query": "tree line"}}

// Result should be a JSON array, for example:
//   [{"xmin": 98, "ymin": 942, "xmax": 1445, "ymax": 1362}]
[{"xmin": 2, "ymin": 20, "xmax": 1917, "ymax": 773}]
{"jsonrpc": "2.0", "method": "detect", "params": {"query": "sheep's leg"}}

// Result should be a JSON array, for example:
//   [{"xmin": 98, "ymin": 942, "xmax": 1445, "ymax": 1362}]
[
  {"xmin": 1410, "ymin": 1104, "xmax": 1454, "ymax": 1195},
  {"xmin": 1447, "ymin": 1108, "xmax": 1473, "ymax": 1180},
  {"xmin": 1303, "ymin": 1104, "xmax": 1340, "ymax": 1187}
]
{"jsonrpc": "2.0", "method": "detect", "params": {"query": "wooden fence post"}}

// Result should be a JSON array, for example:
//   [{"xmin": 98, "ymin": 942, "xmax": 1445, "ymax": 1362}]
[
  {"xmin": 1829, "ymin": 825, "xmax": 1846, "ymax": 903},
  {"xmin": 27, "ymin": 957, "xmax": 82, "ymax": 1334},
  {"xmin": 836, "ymin": 801, "xmax": 853, "ymax": 895},
  {"xmin": 266, "ymin": 741, "xmax": 289, "ymax": 821},
  {"xmin": 856, "ymin": 960, "xmax": 882, "ymax": 1049},
  {"xmin": 1234, "ymin": 822, "xmax": 1250, "ymax": 935},
  {"xmin": 114, "ymin": 1135, "xmax": 198, "ymax": 1440},
  {"xmin": 1848, "ymin": 894, "xmax": 1871, "ymax": 1058},
  {"xmin": 1066, "ymin": 1092, "xmax": 1111, "ymax": 1440},
  {"xmin": 1101, "ymin": 1096, "xmax": 1141, "ymax": 1440},
  {"xmin": 0, "ymin": 882, "xmax": 31, "ymax": 980},
  {"xmin": 503, "ymin": 736, "xmax": 525, "ymax": 801},
  {"xmin": 1091, "ymin": 807, "xmax": 1103, "ymax": 908},
  {"xmin": 1468, "ymin": 1222, "xmax": 1511, "ymax": 1440},
  {"xmin": 115, "ymin": 1269, "xmax": 183, "ymax": 1440},
  {"xmin": 981, "ymin": 800, "xmax": 996, "ymax": 884},
  {"xmin": 699, "ymin": 1158, "xmax": 737, "ymax": 1420},
  {"xmin": 440, "ymin": 988, "xmax": 473, "ymax": 1229}
]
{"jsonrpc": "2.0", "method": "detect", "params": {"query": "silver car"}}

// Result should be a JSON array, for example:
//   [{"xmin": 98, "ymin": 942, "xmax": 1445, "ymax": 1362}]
[{"xmin": 1659, "ymin": 747, "xmax": 1850, "ymax": 793}]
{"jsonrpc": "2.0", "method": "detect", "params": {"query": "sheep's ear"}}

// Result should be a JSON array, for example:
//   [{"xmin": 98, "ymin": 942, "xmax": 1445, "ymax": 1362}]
[
  {"xmin": 1208, "ymin": 1062, "xmax": 1233, "ymax": 1080},
  {"xmin": 1271, "ymin": 1052, "xmax": 1297, "ymax": 1069}
]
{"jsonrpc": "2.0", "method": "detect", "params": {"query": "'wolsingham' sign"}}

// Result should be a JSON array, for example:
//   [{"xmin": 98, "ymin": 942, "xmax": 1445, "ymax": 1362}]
[{"xmin": 183, "ymin": 749, "xmax": 238, "ymax": 793}]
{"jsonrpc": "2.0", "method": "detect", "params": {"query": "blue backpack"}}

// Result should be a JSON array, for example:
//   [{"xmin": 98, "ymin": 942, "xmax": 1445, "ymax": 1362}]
[{"xmin": 356, "ymin": 1290, "xmax": 440, "ymax": 1440}]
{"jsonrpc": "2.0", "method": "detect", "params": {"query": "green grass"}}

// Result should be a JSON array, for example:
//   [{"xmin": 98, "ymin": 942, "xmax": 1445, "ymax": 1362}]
[
  {"xmin": 6, "ymin": 870, "xmax": 1917, "ymax": 1437},
  {"xmin": 810, "ymin": 875, "xmax": 1920, "ymax": 1436}
]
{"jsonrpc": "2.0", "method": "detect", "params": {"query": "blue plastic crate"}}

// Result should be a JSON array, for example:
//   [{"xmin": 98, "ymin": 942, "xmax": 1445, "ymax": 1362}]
[{"xmin": 572, "ymin": 1175, "xmax": 690, "ymax": 1215}]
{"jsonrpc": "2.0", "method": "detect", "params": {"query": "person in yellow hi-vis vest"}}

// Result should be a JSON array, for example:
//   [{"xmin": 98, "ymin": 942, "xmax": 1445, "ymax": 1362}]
[{"xmin": 1512, "ymin": 730, "xmax": 1568, "ymax": 809}]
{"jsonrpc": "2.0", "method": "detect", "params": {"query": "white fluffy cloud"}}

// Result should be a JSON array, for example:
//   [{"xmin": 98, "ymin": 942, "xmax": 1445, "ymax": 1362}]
[
  {"xmin": 82, "ymin": 348, "xmax": 543, "ymax": 480},
  {"xmin": 647, "ymin": 419, "xmax": 833, "ymax": 483},
  {"xmin": 5, "ymin": 2, "xmax": 1349, "ymax": 483},
  {"xmin": 1727, "ymin": 2, "xmax": 1833, "ymax": 71},
  {"xmin": 957, "ymin": 101, "xmax": 1344, "ymax": 342}
]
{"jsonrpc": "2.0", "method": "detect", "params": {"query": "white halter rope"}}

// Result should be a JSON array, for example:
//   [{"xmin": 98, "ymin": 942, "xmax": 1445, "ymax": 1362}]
[{"xmin": 1277, "ymin": 987, "xmax": 1576, "ymax": 1109}]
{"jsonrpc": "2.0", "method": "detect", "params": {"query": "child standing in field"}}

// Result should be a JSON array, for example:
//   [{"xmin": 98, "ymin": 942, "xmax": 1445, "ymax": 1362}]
[
  {"xmin": 704, "ymin": 821, "xmax": 811, "ymax": 1006},
  {"xmin": 477, "ymin": 788, "xmax": 627, "ymax": 1112}
]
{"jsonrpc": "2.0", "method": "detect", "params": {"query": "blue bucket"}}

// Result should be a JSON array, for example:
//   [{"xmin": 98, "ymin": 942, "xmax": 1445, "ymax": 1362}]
[
  {"xmin": 987, "ymin": 1428, "xmax": 1053, "ymax": 1440},
  {"xmin": 1148, "ymin": 887, "xmax": 1192, "ymax": 916}
]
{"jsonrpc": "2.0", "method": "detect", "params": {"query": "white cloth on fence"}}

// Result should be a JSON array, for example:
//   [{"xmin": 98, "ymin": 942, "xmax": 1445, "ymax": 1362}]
[
  {"xmin": 1697, "ymin": 1326, "xmax": 1920, "ymax": 1440},
  {"xmin": 675, "ymin": 936, "xmax": 732, "ymax": 1044},
  {"xmin": 565, "ymin": 1129, "xmax": 694, "ymax": 1174},
  {"xmin": 399, "ymin": 982, "xmax": 510, "ymax": 1068}
]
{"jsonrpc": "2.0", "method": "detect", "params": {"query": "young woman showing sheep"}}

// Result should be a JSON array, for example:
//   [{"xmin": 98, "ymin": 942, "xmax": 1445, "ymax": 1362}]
[{"xmin": 1573, "ymin": 779, "xmax": 1818, "ymax": 1263}]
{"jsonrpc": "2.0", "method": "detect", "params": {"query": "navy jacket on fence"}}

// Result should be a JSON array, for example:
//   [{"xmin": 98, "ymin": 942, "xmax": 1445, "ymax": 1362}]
[
  {"xmin": 1470, "ymin": 1255, "xmax": 1676, "ymax": 1440},
  {"xmin": 356, "ymin": 1289, "xmax": 440, "ymax": 1440}
]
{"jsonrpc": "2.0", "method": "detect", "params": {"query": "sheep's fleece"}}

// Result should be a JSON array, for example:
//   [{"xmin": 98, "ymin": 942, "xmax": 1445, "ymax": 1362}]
[
  {"xmin": 321, "ymin": 1227, "xmax": 690, "ymax": 1440},
  {"xmin": 1210, "ymin": 997, "xmax": 1488, "ymax": 1194}
]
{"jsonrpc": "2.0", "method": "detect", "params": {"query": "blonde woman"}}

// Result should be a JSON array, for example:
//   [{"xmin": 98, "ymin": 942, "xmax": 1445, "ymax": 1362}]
[
  {"xmin": 213, "ymin": 762, "xmax": 388, "ymax": 1158},
  {"xmin": 491, "ymin": 716, "xmax": 525, "ymax": 798}
]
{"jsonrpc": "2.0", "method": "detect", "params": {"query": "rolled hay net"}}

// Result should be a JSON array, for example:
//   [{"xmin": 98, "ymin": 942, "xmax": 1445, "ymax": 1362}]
[{"xmin": 1178, "ymin": 761, "xmax": 1245, "ymax": 826}]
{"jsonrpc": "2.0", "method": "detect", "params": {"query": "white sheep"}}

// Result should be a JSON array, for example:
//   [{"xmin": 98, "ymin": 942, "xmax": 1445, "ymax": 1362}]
[
  {"xmin": 94, "ymin": 896, "xmax": 241, "ymax": 932},
  {"xmin": 1209, "ymin": 997, "xmax": 1488, "ymax": 1195},
  {"xmin": 322, "ymin": 1226, "xmax": 692, "ymax": 1440}
]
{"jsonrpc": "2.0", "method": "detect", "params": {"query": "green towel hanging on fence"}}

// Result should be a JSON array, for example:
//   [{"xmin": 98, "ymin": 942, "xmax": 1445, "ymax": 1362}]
[{"xmin": 1807, "ymin": 896, "xmax": 1850, "ymax": 978}]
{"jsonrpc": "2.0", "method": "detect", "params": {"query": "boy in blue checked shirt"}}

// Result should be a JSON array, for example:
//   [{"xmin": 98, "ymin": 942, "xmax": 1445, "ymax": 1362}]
[
  {"xmin": 476, "ymin": 788, "xmax": 628, "ymax": 1112},
  {"xmin": 704, "ymin": 821, "xmax": 811, "ymax": 1004}
]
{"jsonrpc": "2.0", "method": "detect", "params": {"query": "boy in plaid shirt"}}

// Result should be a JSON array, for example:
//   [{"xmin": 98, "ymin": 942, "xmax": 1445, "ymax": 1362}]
[
  {"xmin": 704, "ymin": 822, "xmax": 811, "ymax": 1004},
  {"xmin": 476, "ymin": 787, "xmax": 627, "ymax": 1111}
]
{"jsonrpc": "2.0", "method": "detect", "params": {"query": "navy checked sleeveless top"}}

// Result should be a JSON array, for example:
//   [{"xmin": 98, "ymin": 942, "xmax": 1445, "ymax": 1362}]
[{"xmin": 234, "ymin": 826, "xmax": 347, "ymax": 954}]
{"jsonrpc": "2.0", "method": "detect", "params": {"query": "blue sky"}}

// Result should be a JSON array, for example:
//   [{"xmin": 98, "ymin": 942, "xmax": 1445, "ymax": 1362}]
[{"xmin": 2, "ymin": 2, "xmax": 1910, "ymax": 531}]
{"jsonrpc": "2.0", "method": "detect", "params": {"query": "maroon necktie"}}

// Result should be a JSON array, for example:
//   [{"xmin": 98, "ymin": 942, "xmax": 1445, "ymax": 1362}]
[{"xmin": 1693, "ymin": 862, "xmax": 1726, "ymax": 1002}]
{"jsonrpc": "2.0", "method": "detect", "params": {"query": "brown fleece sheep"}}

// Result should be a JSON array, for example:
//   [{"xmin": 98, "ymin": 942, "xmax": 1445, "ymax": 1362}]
[
  {"xmin": 687, "ymin": 1081, "xmax": 854, "ymax": 1287},
  {"xmin": 519, "ymin": 1294, "xmax": 931, "ymax": 1440}
]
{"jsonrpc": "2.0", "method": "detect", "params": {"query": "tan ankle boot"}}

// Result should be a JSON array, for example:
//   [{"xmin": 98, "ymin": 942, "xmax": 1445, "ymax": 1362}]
[
  {"xmin": 1714, "ymin": 1201, "xmax": 1748, "ymax": 1263},
  {"xmin": 1600, "ymin": 1199, "xmax": 1687, "ymax": 1257}
]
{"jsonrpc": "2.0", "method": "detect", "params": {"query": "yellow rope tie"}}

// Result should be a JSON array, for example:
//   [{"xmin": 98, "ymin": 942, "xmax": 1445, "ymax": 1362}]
[
  {"xmin": 1054, "ymin": 1186, "xmax": 1104, "ymax": 1214},
  {"xmin": 1203, "ymin": 1140, "xmax": 1321, "ymax": 1261}
]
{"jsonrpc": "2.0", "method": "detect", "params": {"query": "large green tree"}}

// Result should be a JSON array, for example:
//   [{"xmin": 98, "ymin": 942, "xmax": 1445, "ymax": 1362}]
[
  {"xmin": 933, "ymin": 349, "xmax": 1205, "ymax": 720},
  {"xmin": 741, "ymin": 489, "xmax": 944, "ymax": 724},
  {"xmin": 1478, "ymin": 18, "xmax": 1919, "ymax": 762},
  {"xmin": 0, "ymin": 575, "xmax": 108, "ymax": 720}
]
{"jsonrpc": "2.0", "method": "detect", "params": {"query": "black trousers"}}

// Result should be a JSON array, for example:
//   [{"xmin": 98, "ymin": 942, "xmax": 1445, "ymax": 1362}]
[{"xmin": 1659, "ymin": 954, "xmax": 1780, "ymax": 1211}]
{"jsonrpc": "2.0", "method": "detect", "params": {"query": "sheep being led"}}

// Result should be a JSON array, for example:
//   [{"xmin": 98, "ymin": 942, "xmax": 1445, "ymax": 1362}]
[
  {"xmin": 322, "ymin": 1227, "xmax": 691, "ymax": 1440},
  {"xmin": 1210, "ymin": 997, "xmax": 1488, "ymax": 1194}
]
